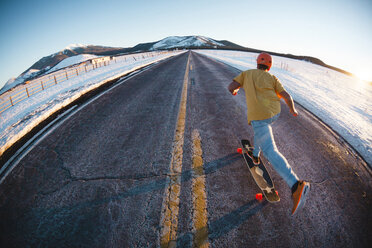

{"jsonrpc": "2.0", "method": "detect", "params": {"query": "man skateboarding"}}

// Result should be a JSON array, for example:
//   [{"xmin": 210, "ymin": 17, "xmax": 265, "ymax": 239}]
[{"xmin": 228, "ymin": 52, "xmax": 310, "ymax": 215}]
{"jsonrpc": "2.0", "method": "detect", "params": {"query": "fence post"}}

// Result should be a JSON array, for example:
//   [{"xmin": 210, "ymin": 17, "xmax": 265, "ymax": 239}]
[
  {"xmin": 76, "ymin": 69, "xmax": 79, "ymax": 76},
  {"xmin": 54, "ymin": 75, "xmax": 57, "ymax": 84},
  {"xmin": 41, "ymin": 81, "xmax": 44, "ymax": 90},
  {"xmin": 85, "ymin": 65, "xmax": 87, "ymax": 73},
  {"xmin": 26, "ymin": 88, "xmax": 30, "ymax": 97},
  {"xmin": 9, "ymin": 96, "xmax": 14, "ymax": 106},
  {"xmin": 65, "ymin": 71, "xmax": 68, "ymax": 80}
]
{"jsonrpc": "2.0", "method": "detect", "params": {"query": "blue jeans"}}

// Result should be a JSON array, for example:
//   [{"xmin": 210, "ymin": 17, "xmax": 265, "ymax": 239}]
[{"xmin": 251, "ymin": 114, "xmax": 299, "ymax": 188}]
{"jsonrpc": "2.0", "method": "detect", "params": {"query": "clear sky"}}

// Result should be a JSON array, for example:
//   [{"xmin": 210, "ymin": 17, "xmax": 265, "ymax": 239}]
[{"xmin": 0, "ymin": 0, "xmax": 371, "ymax": 88}]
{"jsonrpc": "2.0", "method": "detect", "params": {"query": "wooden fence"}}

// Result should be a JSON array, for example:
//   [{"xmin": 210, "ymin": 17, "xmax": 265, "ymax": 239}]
[{"xmin": 0, "ymin": 51, "xmax": 166, "ymax": 115}]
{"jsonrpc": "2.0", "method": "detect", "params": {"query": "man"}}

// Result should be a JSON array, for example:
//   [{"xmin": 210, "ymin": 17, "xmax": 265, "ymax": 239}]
[{"xmin": 228, "ymin": 52, "xmax": 310, "ymax": 215}]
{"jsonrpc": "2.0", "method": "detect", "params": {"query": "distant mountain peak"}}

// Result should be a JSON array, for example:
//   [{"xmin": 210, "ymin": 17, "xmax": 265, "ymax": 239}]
[
  {"xmin": 150, "ymin": 35, "xmax": 226, "ymax": 50},
  {"xmin": 63, "ymin": 44, "xmax": 87, "ymax": 51}
]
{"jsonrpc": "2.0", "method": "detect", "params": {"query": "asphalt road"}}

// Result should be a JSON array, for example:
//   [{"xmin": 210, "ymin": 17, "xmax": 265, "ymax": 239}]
[{"xmin": 0, "ymin": 51, "xmax": 371, "ymax": 248}]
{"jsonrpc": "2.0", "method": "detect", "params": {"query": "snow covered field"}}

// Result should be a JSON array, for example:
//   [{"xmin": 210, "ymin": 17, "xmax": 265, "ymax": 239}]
[
  {"xmin": 195, "ymin": 50, "xmax": 372, "ymax": 166},
  {"xmin": 0, "ymin": 50, "xmax": 186, "ymax": 156}
]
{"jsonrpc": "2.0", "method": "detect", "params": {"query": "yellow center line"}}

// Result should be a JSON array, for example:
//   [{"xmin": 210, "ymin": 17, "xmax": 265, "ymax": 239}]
[
  {"xmin": 160, "ymin": 53, "xmax": 190, "ymax": 248},
  {"xmin": 191, "ymin": 129, "xmax": 209, "ymax": 248}
]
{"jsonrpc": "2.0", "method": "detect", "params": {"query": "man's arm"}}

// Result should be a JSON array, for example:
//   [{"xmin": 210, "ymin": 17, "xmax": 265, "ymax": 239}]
[
  {"xmin": 277, "ymin": 90, "xmax": 298, "ymax": 116},
  {"xmin": 228, "ymin": 81, "xmax": 241, "ymax": 95}
]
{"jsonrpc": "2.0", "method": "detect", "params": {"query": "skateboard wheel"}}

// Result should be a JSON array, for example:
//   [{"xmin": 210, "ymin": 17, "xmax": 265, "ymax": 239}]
[
  {"xmin": 275, "ymin": 190, "xmax": 279, "ymax": 196},
  {"xmin": 255, "ymin": 193, "xmax": 263, "ymax": 201},
  {"xmin": 237, "ymin": 148, "xmax": 243, "ymax": 154}
]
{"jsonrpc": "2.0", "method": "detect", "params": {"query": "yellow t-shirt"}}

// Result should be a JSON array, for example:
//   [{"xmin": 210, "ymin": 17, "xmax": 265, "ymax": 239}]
[{"xmin": 233, "ymin": 69, "xmax": 285, "ymax": 124}]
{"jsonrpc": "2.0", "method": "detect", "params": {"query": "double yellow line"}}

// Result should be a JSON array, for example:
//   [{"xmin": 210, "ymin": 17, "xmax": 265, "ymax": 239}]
[{"xmin": 160, "ymin": 53, "xmax": 209, "ymax": 248}]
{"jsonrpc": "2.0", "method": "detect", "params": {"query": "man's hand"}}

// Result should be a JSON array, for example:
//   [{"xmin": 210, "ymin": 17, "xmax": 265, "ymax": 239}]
[
  {"xmin": 232, "ymin": 89, "xmax": 239, "ymax": 95},
  {"xmin": 277, "ymin": 90, "xmax": 298, "ymax": 117},
  {"xmin": 290, "ymin": 108, "xmax": 298, "ymax": 117},
  {"xmin": 228, "ymin": 81, "xmax": 241, "ymax": 95}
]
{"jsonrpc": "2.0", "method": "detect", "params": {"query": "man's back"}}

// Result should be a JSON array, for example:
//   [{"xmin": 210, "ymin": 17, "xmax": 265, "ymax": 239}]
[{"xmin": 233, "ymin": 69, "xmax": 284, "ymax": 124}]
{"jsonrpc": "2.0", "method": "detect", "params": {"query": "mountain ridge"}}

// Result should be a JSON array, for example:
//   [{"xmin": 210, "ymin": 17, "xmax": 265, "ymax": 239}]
[
  {"xmin": 2, "ymin": 35, "xmax": 355, "ymax": 93},
  {"xmin": 14, "ymin": 36, "xmax": 244, "ymax": 83}
]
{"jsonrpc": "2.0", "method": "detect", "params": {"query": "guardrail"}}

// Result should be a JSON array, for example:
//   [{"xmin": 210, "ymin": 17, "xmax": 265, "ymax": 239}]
[{"xmin": 0, "ymin": 51, "xmax": 167, "ymax": 115}]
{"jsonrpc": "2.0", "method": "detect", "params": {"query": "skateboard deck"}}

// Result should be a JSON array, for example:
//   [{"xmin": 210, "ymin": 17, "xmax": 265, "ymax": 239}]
[{"xmin": 239, "ymin": 139, "xmax": 280, "ymax": 202}]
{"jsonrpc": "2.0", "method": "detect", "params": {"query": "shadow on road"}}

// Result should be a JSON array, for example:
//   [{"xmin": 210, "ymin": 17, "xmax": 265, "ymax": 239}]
[
  {"xmin": 2, "ymin": 153, "xmax": 242, "ymax": 245},
  {"xmin": 176, "ymin": 200, "xmax": 268, "ymax": 247}
]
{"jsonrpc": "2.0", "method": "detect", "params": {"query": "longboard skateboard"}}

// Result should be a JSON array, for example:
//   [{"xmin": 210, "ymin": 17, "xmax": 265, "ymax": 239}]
[{"xmin": 238, "ymin": 139, "xmax": 280, "ymax": 202}]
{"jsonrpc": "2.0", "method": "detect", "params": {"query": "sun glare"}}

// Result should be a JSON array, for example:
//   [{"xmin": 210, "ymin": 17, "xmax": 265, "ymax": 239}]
[
  {"xmin": 354, "ymin": 70, "xmax": 372, "ymax": 83},
  {"xmin": 349, "ymin": 69, "xmax": 372, "ymax": 90}
]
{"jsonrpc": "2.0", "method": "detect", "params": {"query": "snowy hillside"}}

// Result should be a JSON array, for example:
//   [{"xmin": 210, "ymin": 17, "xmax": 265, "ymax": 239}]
[
  {"xmin": 0, "ymin": 54, "xmax": 100, "ymax": 95},
  {"xmin": 47, "ymin": 54, "xmax": 99, "ymax": 73},
  {"xmin": 0, "ymin": 44, "xmax": 126, "ymax": 91},
  {"xmin": 151, "ymin": 36, "xmax": 225, "ymax": 50},
  {"xmin": 1, "ymin": 69, "xmax": 41, "ymax": 94}
]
